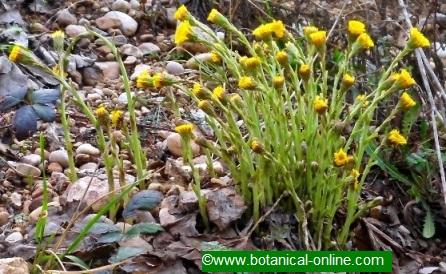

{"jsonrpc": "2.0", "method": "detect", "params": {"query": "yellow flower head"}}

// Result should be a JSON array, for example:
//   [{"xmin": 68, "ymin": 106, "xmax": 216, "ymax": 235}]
[
  {"xmin": 342, "ymin": 73, "xmax": 355, "ymax": 88},
  {"xmin": 273, "ymin": 75, "xmax": 285, "ymax": 88},
  {"xmin": 389, "ymin": 72, "xmax": 400, "ymax": 82},
  {"xmin": 397, "ymin": 69, "xmax": 416, "ymax": 89},
  {"xmin": 356, "ymin": 94, "xmax": 369, "ymax": 107},
  {"xmin": 388, "ymin": 129, "xmax": 407, "ymax": 145},
  {"xmin": 96, "ymin": 105, "xmax": 110, "ymax": 126},
  {"xmin": 51, "ymin": 30, "xmax": 65, "ymax": 52},
  {"xmin": 313, "ymin": 95, "xmax": 328, "ymax": 114},
  {"xmin": 52, "ymin": 65, "xmax": 67, "ymax": 77},
  {"xmin": 212, "ymin": 85, "xmax": 225, "ymax": 100},
  {"xmin": 357, "ymin": 33, "xmax": 374, "ymax": 49},
  {"xmin": 8, "ymin": 45, "xmax": 22, "ymax": 63},
  {"xmin": 175, "ymin": 123, "xmax": 194, "ymax": 136},
  {"xmin": 250, "ymin": 139, "xmax": 264, "ymax": 154},
  {"xmin": 347, "ymin": 20, "xmax": 366, "ymax": 37},
  {"xmin": 210, "ymin": 51, "xmax": 222, "ymax": 63},
  {"xmin": 351, "ymin": 169, "xmax": 360, "ymax": 179},
  {"xmin": 408, "ymin": 28, "xmax": 430, "ymax": 49},
  {"xmin": 241, "ymin": 56, "xmax": 261, "ymax": 69},
  {"xmin": 198, "ymin": 100, "xmax": 214, "ymax": 115},
  {"xmin": 207, "ymin": 9, "xmax": 229, "ymax": 27},
  {"xmin": 238, "ymin": 76, "xmax": 256, "ymax": 90},
  {"xmin": 253, "ymin": 24, "xmax": 271, "ymax": 40},
  {"xmin": 309, "ymin": 31, "xmax": 327, "ymax": 47},
  {"xmin": 334, "ymin": 148, "xmax": 354, "ymax": 167},
  {"xmin": 152, "ymin": 73, "xmax": 164, "ymax": 88},
  {"xmin": 299, "ymin": 64, "xmax": 311, "ymax": 79},
  {"xmin": 175, "ymin": 21, "xmax": 193, "ymax": 45},
  {"xmin": 275, "ymin": 51, "xmax": 288, "ymax": 64},
  {"xmin": 270, "ymin": 20, "xmax": 286, "ymax": 39},
  {"xmin": 110, "ymin": 110, "xmax": 124, "ymax": 128},
  {"xmin": 229, "ymin": 93, "xmax": 244, "ymax": 108},
  {"xmin": 400, "ymin": 92, "xmax": 416, "ymax": 110},
  {"xmin": 303, "ymin": 26, "xmax": 319, "ymax": 36},
  {"xmin": 174, "ymin": 5, "xmax": 189, "ymax": 21},
  {"xmin": 136, "ymin": 70, "xmax": 151, "ymax": 88},
  {"xmin": 192, "ymin": 82, "xmax": 207, "ymax": 99}
]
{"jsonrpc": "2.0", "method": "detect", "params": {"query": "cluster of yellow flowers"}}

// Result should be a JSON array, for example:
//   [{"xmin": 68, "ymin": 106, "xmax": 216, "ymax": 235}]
[
  {"xmin": 252, "ymin": 20, "xmax": 287, "ymax": 40},
  {"xmin": 95, "ymin": 106, "xmax": 124, "ymax": 128},
  {"xmin": 136, "ymin": 70, "xmax": 174, "ymax": 89}
]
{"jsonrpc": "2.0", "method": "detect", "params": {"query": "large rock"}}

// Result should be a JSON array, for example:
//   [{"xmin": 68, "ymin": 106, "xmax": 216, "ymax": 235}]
[
  {"xmin": 94, "ymin": 61, "xmax": 120, "ymax": 80},
  {"xmin": 96, "ymin": 11, "xmax": 138, "ymax": 36},
  {"xmin": 0, "ymin": 257, "xmax": 29, "ymax": 274}
]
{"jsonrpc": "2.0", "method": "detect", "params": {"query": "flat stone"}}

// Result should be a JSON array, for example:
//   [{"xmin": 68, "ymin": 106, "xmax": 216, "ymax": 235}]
[
  {"xmin": 65, "ymin": 24, "xmax": 87, "ymax": 37},
  {"xmin": 47, "ymin": 162, "xmax": 63, "ymax": 173},
  {"xmin": 120, "ymin": 44, "xmax": 143, "ymax": 58},
  {"xmin": 112, "ymin": 0, "xmax": 131, "ymax": 13},
  {"xmin": 0, "ymin": 257, "xmax": 29, "ymax": 274},
  {"xmin": 76, "ymin": 143, "xmax": 100, "ymax": 156},
  {"xmin": 166, "ymin": 61, "xmax": 184, "ymax": 75},
  {"xmin": 95, "ymin": 61, "xmax": 120, "ymax": 80},
  {"xmin": 55, "ymin": 9, "xmax": 77, "ymax": 27},
  {"xmin": 96, "ymin": 11, "xmax": 138, "ymax": 36},
  {"xmin": 49, "ymin": 149, "xmax": 69, "ymax": 168},
  {"xmin": 5, "ymin": 232, "xmax": 23, "ymax": 244},
  {"xmin": 21, "ymin": 154, "xmax": 41, "ymax": 166},
  {"xmin": 15, "ymin": 163, "xmax": 41, "ymax": 177},
  {"xmin": 138, "ymin": 42, "xmax": 160, "ymax": 55},
  {"xmin": 166, "ymin": 133, "xmax": 200, "ymax": 157},
  {"xmin": 79, "ymin": 162, "xmax": 98, "ymax": 172}
]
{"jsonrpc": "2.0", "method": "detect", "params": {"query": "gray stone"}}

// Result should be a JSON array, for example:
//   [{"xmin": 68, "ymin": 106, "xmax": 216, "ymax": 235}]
[
  {"xmin": 65, "ymin": 24, "xmax": 87, "ymax": 37},
  {"xmin": 166, "ymin": 61, "xmax": 184, "ymax": 75},
  {"xmin": 15, "ymin": 163, "xmax": 41, "ymax": 177},
  {"xmin": 21, "ymin": 154, "xmax": 41, "ymax": 167},
  {"xmin": 55, "ymin": 9, "xmax": 77, "ymax": 27},
  {"xmin": 165, "ymin": 7, "xmax": 177, "ymax": 26},
  {"xmin": 130, "ymin": 64, "xmax": 150, "ymax": 80},
  {"xmin": 96, "ymin": 11, "xmax": 138, "ymax": 36},
  {"xmin": 82, "ymin": 67, "xmax": 102, "ymax": 86},
  {"xmin": 120, "ymin": 44, "xmax": 143, "ymax": 58},
  {"xmin": 95, "ymin": 61, "xmax": 120, "ymax": 80},
  {"xmin": 79, "ymin": 162, "xmax": 99, "ymax": 172},
  {"xmin": 49, "ymin": 149, "xmax": 69, "ymax": 168},
  {"xmin": 76, "ymin": 143, "xmax": 100, "ymax": 156},
  {"xmin": 138, "ymin": 42, "xmax": 160, "ymax": 55},
  {"xmin": 5, "ymin": 232, "xmax": 23, "ymax": 244},
  {"xmin": 129, "ymin": 0, "xmax": 140, "ymax": 9},
  {"xmin": 112, "ymin": 0, "xmax": 131, "ymax": 13},
  {"xmin": 10, "ymin": 192, "xmax": 22, "ymax": 208}
]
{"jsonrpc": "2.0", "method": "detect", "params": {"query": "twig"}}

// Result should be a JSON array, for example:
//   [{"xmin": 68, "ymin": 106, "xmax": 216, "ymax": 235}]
[
  {"xmin": 45, "ymin": 258, "xmax": 145, "ymax": 274},
  {"xmin": 398, "ymin": 0, "xmax": 446, "ymax": 210},
  {"xmin": 327, "ymin": 0, "xmax": 349, "ymax": 40}
]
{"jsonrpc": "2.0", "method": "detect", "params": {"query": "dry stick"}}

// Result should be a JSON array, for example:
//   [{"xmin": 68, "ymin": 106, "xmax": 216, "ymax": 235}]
[
  {"xmin": 327, "ymin": 0, "xmax": 349, "ymax": 40},
  {"xmin": 45, "ymin": 258, "xmax": 150, "ymax": 274},
  {"xmin": 398, "ymin": 0, "xmax": 446, "ymax": 210}
]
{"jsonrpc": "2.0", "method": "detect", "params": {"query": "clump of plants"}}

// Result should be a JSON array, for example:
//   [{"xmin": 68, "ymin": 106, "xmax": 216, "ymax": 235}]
[{"xmin": 167, "ymin": 6, "xmax": 430, "ymax": 249}]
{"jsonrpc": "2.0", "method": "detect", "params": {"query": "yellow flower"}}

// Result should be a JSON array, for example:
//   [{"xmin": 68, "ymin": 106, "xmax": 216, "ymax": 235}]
[
  {"xmin": 210, "ymin": 51, "xmax": 222, "ymax": 63},
  {"xmin": 52, "ymin": 65, "xmax": 67, "ymax": 77},
  {"xmin": 275, "ymin": 51, "xmax": 288, "ymax": 64},
  {"xmin": 229, "ymin": 93, "xmax": 244, "ymax": 108},
  {"xmin": 303, "ymin": 26, "xmax": 319, "ymax": 36},
  {"xmin": 351, "ymin": 169, "xmax": 360, "ymax": 179},
  {"xmin": 198, "ymin": 100, "xmax": 214, "ymax": 115},
  {"xmin": 309, "ymin": 31, "xmax": 327, "ymax": 47},
  {"xmin": 136, "ymin": 70, "xmax": 151, "ymax": 88},
  {"xmin": 333, "ymin": 148, "xmax": 354, "ymax": 167},
  {"xmin": 174, "ymin": 5, "xmax": 189, "ymax": 21},
  {"xmin": 299, "ymin": 64, "xmax": 311, "ymax": 79},
  {"xmin": 313, "ymin": 95, "xmax": 328, "ymax": 114},
  {"xmin": 95, "ymin": 106, "xmax": 109, "ymax": 126},
  {"xmin": 342, "ymin": 73, "xmax": 355, "ymax": 88},
  {"xmin": 270, "ymin": 20, "xmax": 286, "ymax": 39},
  {"xmin": 357, "ymin": 33, "xmax": 374, "ymax": 49},
  {"xmin": 51, "ymin": 30, "xmax": 65, "ymax": 51},
  {"xmin": 175, "ymin": 21, "xmax": 192, "ymax": 45},
  {"xmin": 408, "ymin": 28, "xmax": 430, "ymax": 48},
  {"xmin": 175, "ymin": 123, "xmax": 194, "ymax": 135},
  {"xmin": 389, "ymin": 72, "xmax": 400, "ymax": 82},
  {"xmin": 250, "ymin": 139, "xmax": 264, "ymax": 154},
  {"xmin": 347, "ymin": 20, "xmax": 366, "ymax": 37},
  {"xmin": 356, "ymin": 94, "xmax": 369, "ymax": 106},
  {"xmin": 397, "ymin": 69, "xmax": 416, "ymax": 89},
  {"xmin": 110, "ymin": 110, "xmax": 124, "ymax": 128},
  {"xmin": 8, "ymin": 45, "xmax": 22, "ymax": 63},
  {"xmin": 212, "ymin": 85, "xmax": 225, "ymax": 100},
  {"xmin": 273, "ymin": 76, "xmax": 285, "ymax": 88},
  {"xmin": 241, "ymin": 56, "xmax": 261, "ymax": 69},
  {"xmin": 388, "ymin": 129, "xmax": 407, "ymax": 145},
  {"xmin": 400, "ymin": 92, "xmax": 416, "ymax": 110},
  {"xmin": 153, "ymin": 73, "xmax": 165, "ymax": 88},
  {"xmin": 253, "ymin": 24, "xmax": 271, "ymax": 40},
  {"xmin": 192, "ymin": 82, "xmax": 207, "ymax": 99},
  {"xmin": 238, "ymin": 76, "xmax": 256, "ymax": 90},
  {"xmin": 207, "ymin": 8, "xmax": 229, "ymax": 27}
]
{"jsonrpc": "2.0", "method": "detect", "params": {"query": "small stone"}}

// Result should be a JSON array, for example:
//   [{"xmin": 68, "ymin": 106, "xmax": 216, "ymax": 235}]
[
  {"xmin": 166, "ymin": 133, "xmax": 200, "ymax": 157},
  {"xmin": 5, "ymin": 232, "xmax": 23, "ymax": 244},
  {"xmin": 65, "ymin": 24, "xmax": 87, "ymax": 37},
  {"xmin": 79, "ymin": 162, "xmax": 98, "ymax": 172},
  {"xmin": 185, "ymin": 53, "xmax": 212, "ymax": 69},
  {"xmin": 96, "ymin": 11, "xmax": 138, "ymax": 36},
  {"xmin": 130, "ymin": 64, "xmax": 150, "ymax": 80},
  {"xmin": 117, "ymin": 92, "xmax": 132, "ymax": 105},
  {"xmin": 129, "ymin": 0, "xmax": 140, "ymax": 9},
  {"xmin": 75, "ymin": 153, "xmax": 94, "ymax": 166},
  {"xmin": 95, "ymin": 61, "xmax": 120, "ymax": 80},
  {"xmin": 76, "ymin": 143, "xmax": 100, "ymax": 156},
  {"xmin": 123, "ymin": 55, "xmax": 137, "ymax": 65},
  {"xmin": 165, "ymin": 7, "xmax": 176, "ymax": 26},
  {"xmin": 82, "ymin": 67, "xmax": 102, "ymax": 86},
  {"xmin": 116, "ymin": 222, "xmax": 132, "ymax": 233},
  {"xmin": 47, "ymin": 162, "xmax": 63, "ymax": 173},
  {"xmin": 49, "ymin": 149, "xmax": 69, "ymax": 168},
  {"xmin": 34, "ymin": 148, "xmax": 49, "ymax": 160},
  {"xmin": 0, "ymin": 257, "xmax": 29, "ymax": 274},
  {"xmin": 10, "ymin": 192, "xmax": 22, "ymax": 208},
  {"xmin": 55, "ymin": 9, "xmax": 77, "ymax": 27},
  {"xmin": 29, "ymin": 201, "xmax": 61, "ymax": 224},
  {"xmin": 166, "ymin": 61, "xmax": 184, "ymax": 75},
  {"xmin": 21, "ymin": 154, "xmax": 41, "ymax": 166},
  {"xmin": 15, "ymin": 163, "xmax": 41, "ymax": 177},
  {"xmin": 179, "ymin": 191, "xmax": 198, "ymax": 212},
  {"xmin": 112, "ymin": 0, "xmax": 131, "ymax": 13},
  {"xmin": 120, "ymin": 44, "xmax": 143, "ymax": 58},
  {"xmin": 138, "ymin": 42, "xmax": 160, "ymax": 55},
  {"xmin": 87, "ymin": 93, "xmax": 102, "ymax": 101},
  {"xmin": 0, "ymin": 210, "xmax": 9, "ymax": 226}
]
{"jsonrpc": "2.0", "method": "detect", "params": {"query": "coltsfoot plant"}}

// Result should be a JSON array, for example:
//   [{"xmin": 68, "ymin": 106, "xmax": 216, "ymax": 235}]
[{"xmin": 167, "ymin": 6, "xmax": 430, "ymax": 249}]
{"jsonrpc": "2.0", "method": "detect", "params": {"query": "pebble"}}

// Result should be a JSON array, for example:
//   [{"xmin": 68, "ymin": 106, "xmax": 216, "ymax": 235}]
[
  {"xmin": 166, "ymin": 61, "xmax": 184, "ymax": 75},
  {"xmin": 138, "ymin": 42, "xmax": 160, "ymax": 55},
  {"xmin": 87, "ymin": 93, "xmax": 102, "ymax": 101},
  {"xmin": 95, "ymin": 61, "xmax": 120, "ymax": 80},
  {"xmin": 120, "ymin": 44, "xmax": 143, "ymax": 58},
  {"xmin": 47, "ymin": 162, "xmax": 63, "ymax": 173},
  {"xmin": 96, "ymin": 11, "xmax": 138, "ymax": 36},
  {"xmin": 75, "ymin": 153, "xmax": 94, "ymax": 166},
  {"xmin": 49, "ymin": 149, "xmax": 69, "ymax": 168},
  {"xmin": 166, "ymin": 133, "xmax": 200, "ymax": 157},
  {"xmin": 55, "ymin": 9, "xmax": 77, "ymax": 27},
  {"xmin": 129, "ymin": 0, "xmax": 140, "ymax": 9},
  {"xmin": 21, "ymin": 154, "xmax": 41, "ymax": 166},
  {"xmin": 15, "ymin": 163, "xmax": 41, "ymax": 177},
  {"xmin": 124, "ymin": 55, "xmax": 137, "ymax": 65},
  {"xmin": 29, "ymin": 201, "xmax": 61, "ymax": 224},
  {"xmin": 165, "ymin": 7, "xmax": 177, "ymax": 26},
  {"xmin": 0, "ymin": 210, "xmax": 9, "ymax": 226},
  {"xmin": 112, "ymin": 0, "xmax": 131, "ymax": 13},
  {"xmin": 79, "ymin": 162, "xmax": 99, "ymax": 172},
  {"xmin": 5, "ymin": 232, "xmax": 23, "ymax": 244},
  {"xmin": 76, "ymin": 143, "xmax": 100, "ymax": 156},
  {"xmin": 10, "ymin": 192, "xmax": 22, "ymax": 208},
  {"xmin": 0, "ymin": 257, "xmax": 29, "ymax": 274},
  {"xmin": 185, "ymin": 53, "xmax": 213, "ymax": 69},
  {"xmin": 82, "ymin": 67, "xmax": 102, "ymax": 86},
  {"xmin": 130, "ymin": 64, "xmax": 150, "ymax": 80},
  {"xmin": 117, "ymin": 92, "xmax": 131, "ymax": 105},
  {"xmin": 34, "ymin": 148, "xmax": 49, "ymax": 160},
  {"xmin": 65, "ymin": 24, "xmax": 87, "ymax": 37}
]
